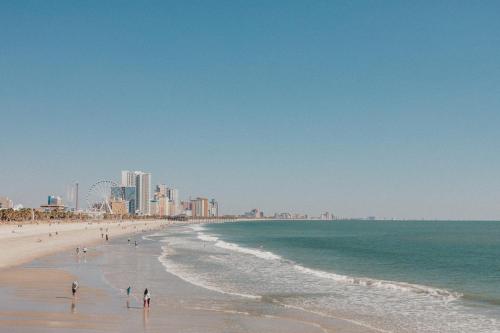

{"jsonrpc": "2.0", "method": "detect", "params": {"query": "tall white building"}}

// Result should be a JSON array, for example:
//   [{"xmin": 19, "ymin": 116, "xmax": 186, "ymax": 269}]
[
  {"xmin": 135, "ymin": 172, "xmax": 151, "ymax": 215},
  {"xmin": 121, "ymin": 170, "xmax": 136, "ymax": 187},
  {"xmin": 167, "ymin": 188, "xmax": 179, "ymax": 216},
  {"xmin": 167, "ymin": 188, "xmax": 179, "ymax": 204}
]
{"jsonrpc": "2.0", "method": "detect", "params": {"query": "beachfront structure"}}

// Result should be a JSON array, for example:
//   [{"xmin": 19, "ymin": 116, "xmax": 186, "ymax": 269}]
[
  {"xmin": 110, "ymin": 200, "xmax": 128, "ymax": 215},
  {"xmin": 153, "ymin": 185, "xmax": 170, "ymax": 216},
  {"xmin": 209, "ymin": 199, "xmax": 219, "ymax": 217},
  {"xmin": 168, "ymin": 200, "xmax": 177, "ymax": 216},
  {"xmin": 135, "ymin": 172, "xmax": 151, "ymax": 215},
  {"xmin": 149, "ymin": 199, "xmax": 159, "ymax": 216},
  {"xmin": 191, "ymin": 197, "xmax": 209, "ymax": 217},
  {"xmin": 0, "ymin": 196, "xmax": 13, "ymax": 209},
  {"xmin": 111, "ymin": 186, "xmax": 136, "ymax": 214},
  {"xmin": 158, "ymin": 196, "xmax": 169, "ymax": 216}
]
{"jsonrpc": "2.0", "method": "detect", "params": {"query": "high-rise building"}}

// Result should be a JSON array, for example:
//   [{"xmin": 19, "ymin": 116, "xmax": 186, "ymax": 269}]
[
  {"xmin": 191, "ymin": 197, "xmax": 209, "ymax": 218},
  {"xmin": 167, "ymin": 188, "xmax": 179, "ymax": 203},
  {"xmin": 209, "ymin": 199, "xmax": 219, "ymax": 217},
  {"xmin": 121, "ymin": 170, "xmax": 136, "ymax": 187},
  {"xmin": 111, "ymin": 186, "xmax": 136, "ymax": 214},
  {"xmin": 166, "ymin": 188, "xmax": 179, "ymax": 216},
  {"xmin": 153, "ymin": 184, "xmax": 170, "ymax": 217},
  {"xmin": 0, "ymin": 196, "xmax": 13, "ymax": 209},
  {"xmin": 158, "ymin": 196, "xmax": 169, "ymax": 216},
  {"xmin": 156, "ymin": 184, "xmax": 168, "ymax": 196},
  {"xmin": 135, "ymin": 172, "xmax": 151, "ymax": 215}
]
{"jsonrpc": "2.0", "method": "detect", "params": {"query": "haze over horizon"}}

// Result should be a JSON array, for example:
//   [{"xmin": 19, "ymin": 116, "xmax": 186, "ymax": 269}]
[{"xmin": 1, "ymin": 1, "xmax": 500, "ymax": 219}]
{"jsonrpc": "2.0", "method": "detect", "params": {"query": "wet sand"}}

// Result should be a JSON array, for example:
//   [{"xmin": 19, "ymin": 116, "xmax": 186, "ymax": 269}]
[{"xmin": 0, "ymin": 228, "xmax": 376, "ymax": 333}]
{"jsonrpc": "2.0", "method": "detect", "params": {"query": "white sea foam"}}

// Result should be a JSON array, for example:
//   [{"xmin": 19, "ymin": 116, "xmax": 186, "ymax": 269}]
[
  {"xmin": 142, "ymin": 231, "xmax": 166, "ymax": 241},
  {"xmin": 214, "ymin": 240, "xmax": 283, "ymax": 261},
  {"xmin": 292, "ymin": 264, "xmax": 462, "ymax": 301},
  {"xmin": 189, "ymin": 224, "xmax": 206, "ymax": 232},
  {"xmin": 158, "ymin": 245, "xmax": 261, "ymax": 300},
  {"xmin": 195, "ymin": 229, "xmax": 283, "ymax": 261},
  {"xmin": 197, "ymin": 233, "xmax": 219, "ymax": 242}
]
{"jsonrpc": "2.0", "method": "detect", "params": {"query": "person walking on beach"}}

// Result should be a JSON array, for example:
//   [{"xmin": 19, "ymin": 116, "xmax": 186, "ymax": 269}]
[
  {"xmin": 143, "ymin": 289, "xmax": 151, "ymax": 308},
  {"xmin": 127, "ymin": 286, "xmax": 131, "ymax": 297},
  {"xmin": 105, "ymin": 234, "xmax": 109, "ymax": 241},
  {"xmin": 72, "ymin": 280, "xmax": 79, "ymax": 297}
]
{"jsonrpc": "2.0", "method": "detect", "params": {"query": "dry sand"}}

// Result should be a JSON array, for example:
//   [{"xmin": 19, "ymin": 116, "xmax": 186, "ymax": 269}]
[{"xmin": 0, "ymin": 220, "xmax": 164, "ymax": 269}]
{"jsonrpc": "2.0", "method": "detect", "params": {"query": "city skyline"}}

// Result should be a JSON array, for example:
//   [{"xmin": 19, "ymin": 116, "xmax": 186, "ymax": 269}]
[{"xmin": 1, "ymin": 1, "xmax": 500, "ymax": 219}]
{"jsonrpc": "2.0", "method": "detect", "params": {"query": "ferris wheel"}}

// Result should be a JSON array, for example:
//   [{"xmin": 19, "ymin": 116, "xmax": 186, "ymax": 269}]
[{"xmin": 86, "ymin": 180, "xmax": 119, "ymax": 214}]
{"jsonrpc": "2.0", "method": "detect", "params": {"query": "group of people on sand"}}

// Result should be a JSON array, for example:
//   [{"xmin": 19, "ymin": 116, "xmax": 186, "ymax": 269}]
[
  {"xmin": 127, "ymin": 286, "xmax": 151, "ymax": 308},
  {"xmin": 75, "ymin": 246, "xmax": 88, "ymax": 255},
  {"xmin": 72, "ymin": 236, "xmax": 150, "ymax": 309},
  {"xmin": 71, "ymin": 283, "xmax": 151, "ymax": 308}
]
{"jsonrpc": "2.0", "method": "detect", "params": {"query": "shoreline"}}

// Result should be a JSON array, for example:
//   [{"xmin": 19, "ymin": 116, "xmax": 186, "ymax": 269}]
[{"xmin": 0, "ymin": 223, "xmax": 375, "ymax": 333}]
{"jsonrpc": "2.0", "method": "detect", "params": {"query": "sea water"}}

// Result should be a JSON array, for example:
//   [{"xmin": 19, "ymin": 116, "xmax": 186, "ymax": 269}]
[{"xmin": 155, "ymin": 220, "xmax": 500, "ymax": 332}]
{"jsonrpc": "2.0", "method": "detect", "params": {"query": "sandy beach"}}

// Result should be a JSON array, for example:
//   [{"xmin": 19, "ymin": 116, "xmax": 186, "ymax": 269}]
[
  {"xmin": 0, "ymin": 222, "xmax": 375, "ymax": 333},
  {"xmin": 0, "ymin": 220, "xmax": 165, "ymax": 269}
]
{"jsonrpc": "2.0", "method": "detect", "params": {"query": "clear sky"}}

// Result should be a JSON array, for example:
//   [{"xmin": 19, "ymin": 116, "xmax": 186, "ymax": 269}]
[{"xmin": 1, "ymin": 1, "xmax": 500, "ymax": 219}]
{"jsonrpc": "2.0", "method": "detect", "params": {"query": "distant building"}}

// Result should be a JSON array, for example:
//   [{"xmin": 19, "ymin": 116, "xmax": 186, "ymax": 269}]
[
  {"xmin": 153, "ymin": 185, "xmax": 170, "ymax": 217},
  {"xmin": 121, "ymin": 170, "xmax": 136, "ymax": 187},
  {"xmin": 209, "ymin": 199, "xmax": 219, "ymax": 217},
  {"xmin": 150, "ymin": 199, "xmax": 159, "ymax": 216},
  {"xmin": 121, "ymin": 170, "xmax": 152, "ymax": 215},
  {"xmin": 156, "ymin": 184, "xmax": 168, "ymax": 196},
  {"xmin": 180, "ymin": 200, "xmax": 192, "ymax": 215},
  {"xmin": 48, "ymin": 195, "xmax": 63, "ymax": 206},
  {"xmin": 243, "ymin": 208, "xmax": 260, "ymax": 218},
  {"xmin": 274, "ymin": 212, "xmax": 292, "ymax": 219},
  {"xmin": 168, "ymin": 200, "xmax": 177, "ymax": 216},
  {"xmin": 158, "ymin": 196, "xmax": 169, "ymax": 216},
  {"xmin": 0, "ymin": 196, "xmax": 13, "ymax": 209},
  {"xmin": 191, "ymin": 197, "xmax": 209, "ymax": 217},
  {"xmin": 167, "ymin": 188, "xmax": 179, "ymax": 203},
  {"xmin": 111, "ymin": 186, "xmax": 136, "ymax": 214},
  {"xmin": 135, "ymin": 172, "xmax": 151, "ymax": 215},
  {"xmin": 110, "ymin": 200, "xmax": 128, "ymax": 215},
  {"xmin": 40, "ymin": 195, "xmax": 65, "ymax": 211}
]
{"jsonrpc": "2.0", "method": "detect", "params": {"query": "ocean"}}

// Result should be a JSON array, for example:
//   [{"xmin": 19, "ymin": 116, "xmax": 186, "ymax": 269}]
[{"xmin": 154, "ymin": 220, "xmax": 500, "ymax": 333}]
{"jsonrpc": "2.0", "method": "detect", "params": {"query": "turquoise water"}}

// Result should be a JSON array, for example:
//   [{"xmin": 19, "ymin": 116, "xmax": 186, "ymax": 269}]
[
  {"xmin": 158, "ymin": 220, "xmax": 500, "ymax": 332},
  {"xmin": 205, "ymin": 220, "xmax": 500, "ymax": 305}
]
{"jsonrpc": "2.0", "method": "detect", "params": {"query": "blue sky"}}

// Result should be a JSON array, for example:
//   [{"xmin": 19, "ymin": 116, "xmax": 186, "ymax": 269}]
[{"xmin": 1, "ymin": 1, "xmax": 500, "ymax": 219}]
